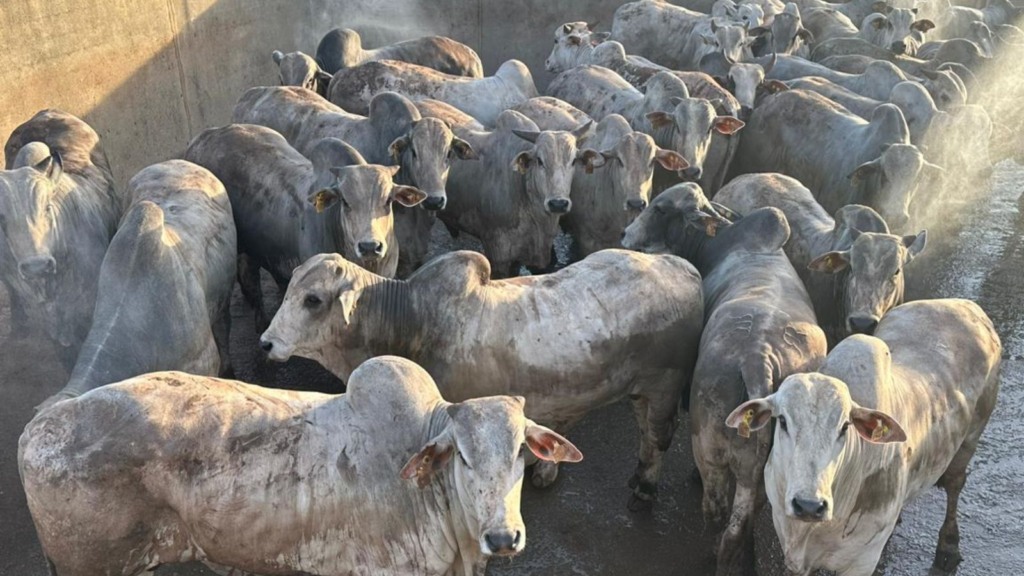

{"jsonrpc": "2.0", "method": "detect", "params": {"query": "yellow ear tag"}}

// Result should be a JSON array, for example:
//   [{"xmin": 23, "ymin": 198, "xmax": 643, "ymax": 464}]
[
  {"xmin": 738, "ymin": 409, "xmax": 754, "ymax": 438},
  {"xmin": 871, "ymin": 418, "xmax": 888, "ymax": 441},
  {"xmin": 313, "ymin": 191, "xmax": 330, "ymax": 214}
]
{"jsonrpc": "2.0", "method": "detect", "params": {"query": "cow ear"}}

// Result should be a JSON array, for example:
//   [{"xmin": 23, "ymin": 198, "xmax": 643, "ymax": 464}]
[
  {"xmin": 701, "ymin": 34, "xmax": 718, "ymax": 46},
  {"xmin": 688, "ymin": 208, "xmax": 731, "ymax": 237},
  {"xmin": 808, "ymin": 250, "xmax": 851, "ymax": 273},
  {"xmin": 451, "ymin": 137, "xmax": 476, "ymax": 160},
  {"xmin": 316, "ymin": 69, "xmax": 334, "ymax": 82},
  {"xmin": 902, "ymin": 230, "xmax": 927, "ymax": 259},
  {"xmin": 390, "ymin": 185, "xmax": 427, "ymax": 208},
  {"xmin": 562, "ymin": 23, "xmax": 574, "ymax": 34},
  {"xmin": 849, "ymin": 406, "xmax": 907, "ymax": 443},
  {"xmin": 524, "ymin": 421, "xmax": 583, "ymax": 463},
  {"xmin": 871, "ymin": 1, "xmax": 892, "ymax": 14},
  {"xmin": 796, "ymin": 28, "xmax": 815, "ymax": 42},
  {"xmin": 848, "ymin": 160, "xmax": 879, "ymax": 184},
  {"xmin": 513, "ymin": 151, "xmax": 534, "ymax": 174},
  {"xmin": 911, "ymin": 19, "xmax": 936, "ymax": 32},
  {"xmin": 713, "ymin": 116, "xmax": 745, "ymax": 135},
  {"xmin": 272, "ymin": 50, "xmax": 284, "ymax": 64},
  {"xmin": 308, "ymin": 188, "xmax": 341, "ymax": 214},
  {"xmin": 725, "ymin": 398, "xmax": 775, "ymax": 439},
  {"xmin": 337, "ymin": 288, "xmax": 360, "ymax": 325},
  {"xmin": 592, "ymin": 31, "xmax": 612, "ymax": 43},
  {"xmin": 763, "ymin": 79, "xmax": 790, "ymax": 94},
  {"xmin": 645, "ymin": 111, "xmax": 676, "ymax": 129},
  {"xmin": 575, "ymin": 149, "xmax": 605, "ymax": 174},
  {"xmin": 748, "ymin": 25, "xmax": 770, "ymax": 36},
  {"xmin": 400, "ymin": 436, "xmax": 455, "ymax": 488},
  {"xmin": 388, "ymin": 135, "xmax": 411, "ymax": 161},
  {"xmin": 33, "ymin": 152, "xmax": 63, "ymax": 183},
  {"xmin": 709, "ymin": 201, "xmax": 742, "ymax": 222},
  {"xmin": 570, "ymin": 120, "xmax": 594, "ymax": 140},
  {"xmin": 511, "ymin": 129, "xmax": 540, "ymax": 143},
  {"xmin": 654, "ymin": 148, "xmax": 689, "ymax": 172}
]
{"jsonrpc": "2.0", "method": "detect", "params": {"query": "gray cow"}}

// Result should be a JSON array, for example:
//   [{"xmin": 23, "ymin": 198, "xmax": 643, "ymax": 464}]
[
  {"xmin": 39, "ymin": 160, "xmax": 237, "ymax": 409},
  {"xmin": 440, "ymin": 111, "xmax": 596, "ymax": 277},
  {"xmin": 327, "ymin": 59, "xmax": 538, "ymax": 126},
  {"xmin": 260, "ymin": 249, "xmax": 704, "ymax": 506},
  {"xmin": 713, "ymin": 173, "xmax": 926, "ymax": 345},
  {"xmin": 415, "ymin": 99, "xmax": 486, "ymax": 131},
  {"xmin": 611, "ymin": 0, "xmax": 760, "ymax": 70},
  {"xmin": 511, "ymin": 97, "xmax": 594, "ymax": 132},
  {"xmin": 233, "ymin": 87, "xmax": 475, "ymax": 277},
  {"xmin": 727, "ymin": 299, "xmax": 1000, "ymax": 575},
  {"xmin": 1, "ymin": 110, "xmax": 123, "ymax": 368},
  {"xmin": 622, "ymin": 184, "xmax": 827, "ymax": 575},
  {"xmin": 732, "ymin": 89, "xmax": 940, "ymax": 230},
  {"xmin": 21, "ymin": 357, "xmax": 582, "ymax": 576},
  {"xmin": 270, "ymin": 50, "xmax": 332, "ymax": 96},
  {"xmin": 184, "ymin": 125, "xmax": 425, "ymax": 327},
  {"xmin": 563, "ymin": 114, "xmax": 689, "ymax": 257},
  {"xmin": 315, "ymin": 28, "xmax": 483, "ymax": 77},
  {"xmin": 548, "ymin": 67, "xmax": 744, "ymax": 193}
]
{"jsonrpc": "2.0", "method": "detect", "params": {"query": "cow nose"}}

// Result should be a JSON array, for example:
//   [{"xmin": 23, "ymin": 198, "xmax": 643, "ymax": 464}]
[
  {"xmin": 259, "ymin": 339, "xmax": 274, "ymax": 352},
  {"xmin": 848, "ymin": 315, "xmax": 880, "ymax": 335},
  {"xmin": 18, "ymin": 256, "xmax": 56, "ymax": 279},
  {"xmin": 484, "ymin": 530, "xmax": 522, "ymax": 555},
  {"xmin": 739, "ymin": 105, "xmax": 753, "ymax": 120},
  {"xmin": 792, "ymin": 497, "xmax": 828, "ymax": 521},
  {"xmin": 891, "ymin": 41, "xmax": 907, "ymax": 54},
  {"xmin": 682, "ymin": 166, "xmax": 703, "ymax": 181},
  {"xmin": 546, "ymin": 198, "xmax": 571, "ymax": 214},
  {"xmin": 422, "ymin": 195, "xmax": 446, "ymax": 211},
  {"xmin": 357, "ymin": 241, "xmax": 384, "ymax": 258},
  {"xmin": 626, "ymin": 198, "xmax": 648, "ymax": 211}
]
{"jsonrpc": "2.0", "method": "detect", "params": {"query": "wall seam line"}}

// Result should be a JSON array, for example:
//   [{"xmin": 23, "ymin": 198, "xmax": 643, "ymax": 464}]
[{"xmin": 165, "ymin": 0, "xmax": 194, "ymax": 139}]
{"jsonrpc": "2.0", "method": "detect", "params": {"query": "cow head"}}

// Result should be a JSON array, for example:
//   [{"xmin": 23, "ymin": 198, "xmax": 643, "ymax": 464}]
[
  {"xmin": 919, "ymin": 68, "xmax": 967, "ymax": 111},
  {"xmin": 809, "ymin": 228, "xmax": 926, "ymax": 336},
  {"xmin": 307, "ymin": 164, "xmax": 425, "ymax": 269},
  {"xmin": 512, "ymin": 121, "xmax": 597, "ymax": 215},
  {"xmin": 717, "ymin": 55, "xmax": 789, "ymax": 117},
  {"xmin": 701, "ymin": 20, "xmax": 758, "ymax": 64},
  {"xmin": 645, "ymin": 94, "xmax": 744, "ymax": 182},
  {"xmin": 402, "ymin": 395, "xmax": 582, "ymax": 557},
  {"xmin": 621, "ymin": 182, "xmax": 732, "ymax": 256},
  {"xmin": 847, "ymin": 142, "xmax": 940, "ymax": 231},
  {"xmin": 859, "ymin": 9, "xmax": 934, "ymax": 55},
  {"xmin": 726, "ymin": 371, "xmax": 906, "ymax": 522},
  {"xmin": 969, "ymin": 21, "xmax": 996, "ymax": 58},
  {"xmin": 545, "ymin": 21, "xmax": 605, "ymax": 73},
  {"xmin": 272, "ymin": 50, "xmax": 332, "ymax": 97},
  {"xmin": 260, "ymin": 253, "xmax": 376, "ymax": 374},
  {"xmin": 0, "ymin": 143, "xmax": 66, "ymax": 302},
  {"xmin": 600, "ymin": 129, "xmax": 688, "ymax": 217},
  {"xmin": 887, "ymin": 82, "xmax": 937, "ymax": 146},
  {"xmin": 753, "ymin": 4, "xmax": 813, "ymax": 56},
  {"xmin": 389, "ymin": 117, "xmax": 475, "ymax": 212}
]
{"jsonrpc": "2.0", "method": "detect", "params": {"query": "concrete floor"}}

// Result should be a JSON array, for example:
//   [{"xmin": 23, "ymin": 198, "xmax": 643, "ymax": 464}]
[{"xmin": 1, "ymin": 162, "xmax": 1021, "ymax": 575}]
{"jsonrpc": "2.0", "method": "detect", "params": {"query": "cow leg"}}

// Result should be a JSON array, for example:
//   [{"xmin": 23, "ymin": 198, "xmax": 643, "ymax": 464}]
[
  {"xmin": 932, "ymin": 443, "xmax": 975, "ymax": 572},
  {"xmin": 236, "ymin": 254, "xmax": 267, "ymax": 332},
  {"xmin": 213, "ymin": 302, "xmax": 233, "ymax": 379},
  {"xmin": 715, "ymin": 479, "xmax": 759, "ymax": 576},
  {"xmin": 627, "ymin": 392, "xmax": 679, "ymax": 511}
]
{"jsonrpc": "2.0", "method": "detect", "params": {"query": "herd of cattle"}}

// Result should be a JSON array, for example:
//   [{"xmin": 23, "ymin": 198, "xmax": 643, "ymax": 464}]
[{"xmin": 3, "ymin": 0, "xmax": 1015, "ymax": 574}]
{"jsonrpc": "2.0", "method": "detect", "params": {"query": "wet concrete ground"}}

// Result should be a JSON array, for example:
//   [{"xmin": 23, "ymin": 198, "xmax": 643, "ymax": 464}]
[{"xmin": 1, "ymin": 162, "xmax": 1021, "ymax": 575}]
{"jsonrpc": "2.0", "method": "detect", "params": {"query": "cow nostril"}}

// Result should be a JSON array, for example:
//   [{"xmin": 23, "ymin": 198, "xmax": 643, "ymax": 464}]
[
  {"xmin": 891, "ymin": 41, "xmax": 907, "ymax": 54},
  {"xmin": 259, "ymin": 339, "xmax": 274, "ymax": 352},
  {"xmin": 792, "ymin": 497, "xmax": 828, "ymax": 520},
  {"xmin": 547, "ymin": 198, "xmax": 571, "ymax": 214},
  {"xmin": 484, "ymin": 531, "xmax": 516, "ymax": 553},
  {"xmin": 513, "ymin": 530, "xmax": 523, "ymax": 547},
  {"xmin": 18, "ymin": 256, "xmax": 56, "ymax": 279},
  {"xmin": 357, "ymin": 241, "xmax": 384, "ymax": 257},
  {"xmin": 422, "ymin": 196, "xmax": 446, "ymax": 211}
]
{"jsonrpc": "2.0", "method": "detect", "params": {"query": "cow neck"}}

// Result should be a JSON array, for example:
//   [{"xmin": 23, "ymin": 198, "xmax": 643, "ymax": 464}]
[{"xmin": 353, "ymin": 276, "xmax": 419, "ymax": 358}]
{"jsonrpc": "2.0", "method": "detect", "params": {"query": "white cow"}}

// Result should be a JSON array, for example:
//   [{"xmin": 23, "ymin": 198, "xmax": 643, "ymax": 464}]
[
  {"xmin": 19, "ymin": 357, "xmax": 582, "ymax": 576},
  {"xmin": 727, "ymin": 299, "xmax": 1001, "ymax": 575}
]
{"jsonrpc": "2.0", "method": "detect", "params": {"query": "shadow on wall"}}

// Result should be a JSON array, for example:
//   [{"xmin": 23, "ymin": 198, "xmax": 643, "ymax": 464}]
[{"xmin": 0, "ymin": 0, "xmax": 632, "ymax": 188}]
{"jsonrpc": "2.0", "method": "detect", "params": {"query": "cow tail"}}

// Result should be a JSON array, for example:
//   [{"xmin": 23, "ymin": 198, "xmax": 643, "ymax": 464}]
[{"xmin": 740, "ymin": 354, "xmax": 775, "ymax": 402}]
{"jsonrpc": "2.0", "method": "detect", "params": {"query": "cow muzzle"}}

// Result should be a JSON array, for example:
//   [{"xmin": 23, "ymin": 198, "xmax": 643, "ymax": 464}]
[
  {"xmin": 356, "ymin": 241, "xmax": 385, "ymax": 261},
  {"xmin": 791, "ymin": 497, "xmax": 829, "ymax": 522},
  {"xmin": 847, "ymin": 315, "xmax": 880, "ymax": 335},
  {"xmin": 18, "ymin": 255, "xmax": 56, "ymax": 279},
  {"xmin": 546, "ymin": 198, "xmax": 571, "ymax": 214},
  {"xmin": 258, "ymin": 337, "xmax": 293, "ymax": 362},
  {"xmin": 421, "ymin": 195, "xmax": 447, "ymax": 211},
  {"xmin": 482, "ymin": 529, "xmax": 524, "ymax": 556},
  {"xmin": 625, "ymin": 199, "xmax": 648, "ymax": 212},
  {"xmin": 681, "ymin": 166, "xmax": 703, "ymax": 182}
]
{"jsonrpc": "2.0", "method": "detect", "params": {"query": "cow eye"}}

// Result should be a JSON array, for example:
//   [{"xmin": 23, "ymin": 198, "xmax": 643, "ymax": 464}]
[
  {"xmin": 535, "ymin": 157, "xmax": 544, "ymax": 167},
  {"xmin": 458, "ymin": 451, "xmax": 471, "ymax": 468},
  {"xmin": 304, "ymin": 294, "xmax": 322, "ymax": 308},
  {"xmin": 840, "ymin": 422, "xmax": 851, "ymax": 438},
  {"xmin": 411, "ymin": 148, "xmax": 417, "ymax": 159},
  {"xmin": 778, "ymin": 416, "xmax": 788, "ymax": 433},
  {"xmin": 893, "ymin": 268, "xmax": 901, "ymax": 278}
]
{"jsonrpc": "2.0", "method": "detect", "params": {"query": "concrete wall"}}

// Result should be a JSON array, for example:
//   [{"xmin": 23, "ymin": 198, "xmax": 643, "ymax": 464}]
[{"xmin": 0, "ymin": 0, "xmax": 631, "ymax": 187}]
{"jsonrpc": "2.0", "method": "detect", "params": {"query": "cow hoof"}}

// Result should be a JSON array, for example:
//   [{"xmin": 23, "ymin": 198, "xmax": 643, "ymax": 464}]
[
  {"xmin": 627, "ymin": 492, "xmax": 655, "ymax": 513},
  {"xmin": 932, "ymin": 548, "xmax": 962, "ymax": 574},
  {"xmin": 531, "ymin": 461, "xmax": 559, "ymax": 488}
]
